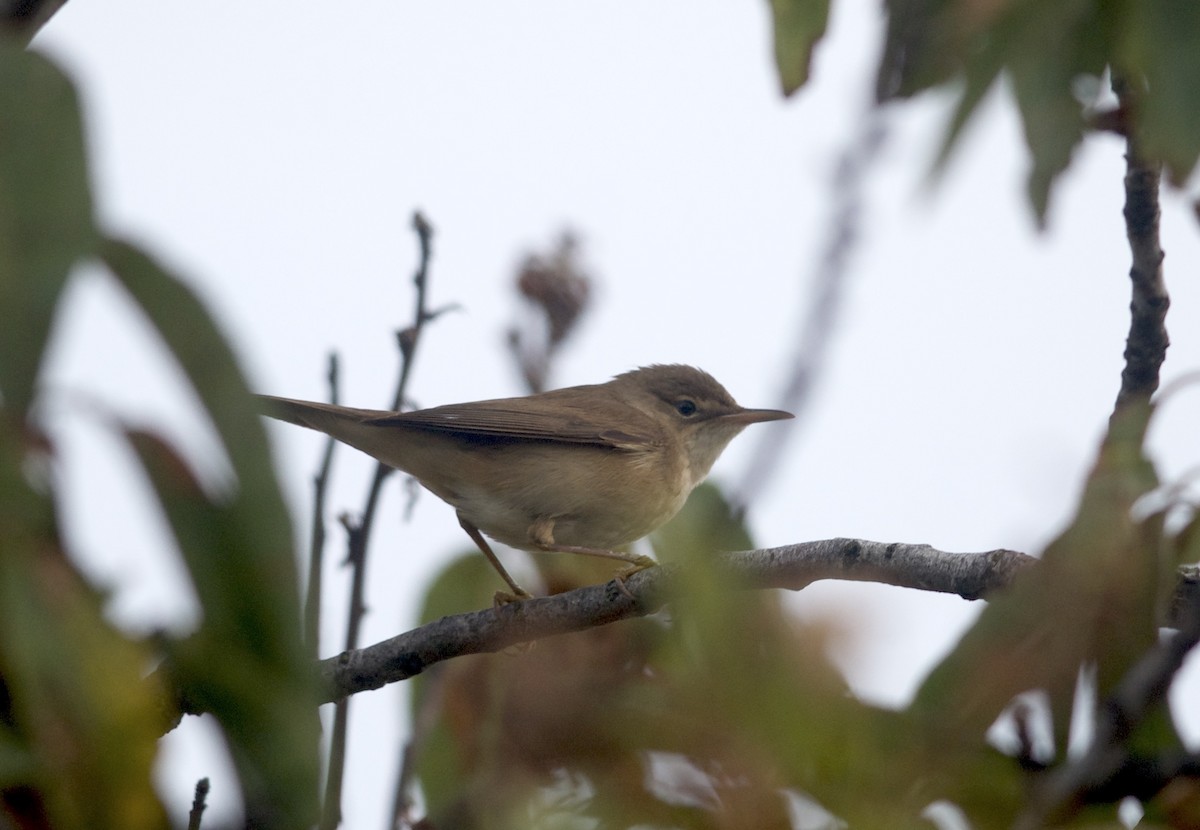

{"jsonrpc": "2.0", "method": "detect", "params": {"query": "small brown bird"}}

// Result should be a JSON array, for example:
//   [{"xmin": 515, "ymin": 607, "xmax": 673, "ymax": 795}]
[{"xmin": 261, "ymin": 364, "xmax": 791, "ymax": 599}]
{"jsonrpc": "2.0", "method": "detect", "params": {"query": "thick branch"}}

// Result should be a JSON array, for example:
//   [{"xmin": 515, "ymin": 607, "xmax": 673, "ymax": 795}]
[
  {"xmin": 161, "ymin": 547, "xmax": 1198, "ymax": 722},
  {"xmin": 317, "ymin": 539, "xmax": 1036, "ymax": 703}
]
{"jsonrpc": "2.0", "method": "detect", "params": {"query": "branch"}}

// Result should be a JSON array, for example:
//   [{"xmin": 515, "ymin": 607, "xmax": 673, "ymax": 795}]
[
  {"xmin": 316, "ymin": 539, "xmax": 1035, "ymax": 703},
  {"xmin": 734, "ymin": 111, "xmax": 887, "ymax": 509},
  {"xmin": 187, "ymin": 778, "xmax": 210, "ymax": 830},
  {"xmin": 161, "ymin": 548, "xmax": 1197, "ymax": 721},
  {"xmin": 1112, "ymin": 76, "xmax": 1169, "ymax": 412},
  {"xmin": 303, "ymin": 352, "xmax": 339, "ymax": 660}
]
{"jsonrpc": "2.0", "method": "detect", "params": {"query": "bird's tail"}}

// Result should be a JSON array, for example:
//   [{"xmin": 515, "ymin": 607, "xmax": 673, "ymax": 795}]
[{"xmin": 256, "ymin": 395, "xmax": 392, "ymax": 436}]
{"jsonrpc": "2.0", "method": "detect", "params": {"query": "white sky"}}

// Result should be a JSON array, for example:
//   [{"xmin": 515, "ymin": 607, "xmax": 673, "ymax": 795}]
[{"xmin": 32, "ymin": 2, "xmax": 1200, "ymax": 827}]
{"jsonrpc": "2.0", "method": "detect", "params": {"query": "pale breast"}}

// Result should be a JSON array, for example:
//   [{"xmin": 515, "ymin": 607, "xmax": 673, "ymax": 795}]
[{"xmin": 445, "ymin": 442, "xmax": 690, "ymax": 551}]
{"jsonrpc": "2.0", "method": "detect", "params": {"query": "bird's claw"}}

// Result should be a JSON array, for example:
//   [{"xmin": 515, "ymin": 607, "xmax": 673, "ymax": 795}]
[
  {"xmin": 613, "ymin": 556, "xmax": 657, "ymax": 599},
  {"xmin": 492, "ymin": 588, "xmax": 534, "ymax": 608}
]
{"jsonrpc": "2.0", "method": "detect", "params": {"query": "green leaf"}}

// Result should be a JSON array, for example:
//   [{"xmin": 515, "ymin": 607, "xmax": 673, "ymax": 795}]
[
  {"xmin": 410, "ymin": 551, "xmax": 510, "ymax": 821},
  {"xmin": 767, "ymin": 0, "xmax": 831, "ymax": 95},
  {"xmin": 0, "ymin": 423, "xmax": 166, "ymax": 829},
  {"xmin": 1008, "ymin": 2, "xmax": 1107, "ymax": 222},
  {"xmin": 875, "ymin": 0, "xmax": 1200, "ymax": 219},
  {"xmin": 651, "ymin": 486, "xmax": 937, "ymax": 825},
  {"xmin": 100, "ymin": 240, "xmax": 319, "ymax": 828},
  {"xmin": 652, "ymin": 482, "xmax": 754, "ymax": 564},
  {"xmin": 877, "ymin": 0, "xmax": 995, "ymax": 101},
  {"xmin": 911, "ymin": 399, "xmax": 1163, "ymax": 755},
  {"xmin": 0, "ymin": 44, "xmax": 96, "ymax": 417},
  {"xmin": 1121, "ymin": 0, "xmax": 1200, "ymax": 185},
  {"xmin": 122, "ymin": 425, "xmax": 319, "ymax": 829},
  {"xmin": 928, "ymin": 1, "xmax": 1104, "ymax": 223}
]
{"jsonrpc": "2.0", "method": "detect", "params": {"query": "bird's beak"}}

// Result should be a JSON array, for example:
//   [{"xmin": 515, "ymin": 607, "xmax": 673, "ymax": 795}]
[{"xmin": 721, "ymin": 407, "xmax": 794, "ymax": 426}]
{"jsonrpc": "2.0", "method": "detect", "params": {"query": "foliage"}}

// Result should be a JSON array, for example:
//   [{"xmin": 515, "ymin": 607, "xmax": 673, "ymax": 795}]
[
  {"xmin": 767, "ymin": 0, "xmax": 831, "ymax": 95},
  {"xmin": 3, "ymin": 2, "xmax": 1200, "ymax": 828},
  {"xmin": 406, "ymin": 445, "xmax": 1199, "ymax": 828},
  {"xmin": 770, "ymin": 0, "xmax": 1200, "ymax": 221},
  {"xmin": 0, "ymin": 43, "xmax": 320, "ymax": 828}
]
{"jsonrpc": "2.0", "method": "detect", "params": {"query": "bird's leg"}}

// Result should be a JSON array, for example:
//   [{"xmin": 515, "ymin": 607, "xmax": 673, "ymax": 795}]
[
  {"xmin": 457, "ymin": 513, "xmax": 533, "ymax": 605},
  {"xmin": 527, "ymin": 519, "xmax": 657, "ymax": 596}
]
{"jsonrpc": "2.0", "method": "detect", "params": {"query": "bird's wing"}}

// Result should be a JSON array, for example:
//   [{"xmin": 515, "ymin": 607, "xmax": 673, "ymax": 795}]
[{"xmin": 368, "ymin": 399, "xmax": 656, "ymax": 450}]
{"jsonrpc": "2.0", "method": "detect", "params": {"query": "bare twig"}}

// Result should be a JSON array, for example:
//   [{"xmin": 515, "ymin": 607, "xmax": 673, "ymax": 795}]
[
  {"xmin": 321, "ymin": 211, "xmax": 436, "ymax": 830},
  {"xmin": 1112, "ymin": 76, "xmax": 1169, "ymax": 413},
  {"xmin": 735, "ymin": 110, "xmax": 888, "ymax": 510},
  {"xmin": 187, "ymin": 778, "xmax": 210, "ymax": 830},
  {"xmin": 305, "ymin": 352, "xmax": 340, "ymax": 660}
]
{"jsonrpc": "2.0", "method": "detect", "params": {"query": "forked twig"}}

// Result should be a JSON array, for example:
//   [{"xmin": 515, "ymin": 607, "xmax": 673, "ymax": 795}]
[{"xmin": 320, "ymin": 211, "xmax": 437, "ymax": 830}]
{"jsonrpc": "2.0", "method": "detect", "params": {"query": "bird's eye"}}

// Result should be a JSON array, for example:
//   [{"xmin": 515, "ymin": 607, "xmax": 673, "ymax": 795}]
[{"xmin": 675, "ymin": 399, "xmax": 697, "ymax": 417}]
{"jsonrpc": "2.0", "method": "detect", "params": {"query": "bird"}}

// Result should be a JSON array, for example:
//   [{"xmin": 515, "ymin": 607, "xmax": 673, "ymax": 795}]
[{"xmin": 260, "ymin": 364, "xmax": 792, "ymax": 600}]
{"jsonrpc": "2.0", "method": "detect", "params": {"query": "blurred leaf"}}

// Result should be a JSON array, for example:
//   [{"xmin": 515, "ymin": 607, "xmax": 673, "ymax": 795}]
[
  {"xmin": 1151, "ymin": 775, "xmax": 1200, "ymax": 827},
  {"xmin": 100, "ymin": 241, "xmax": 319, "ymax": 828},
  {"xmin": 0, "ymin": 44, "xmax": 96, "ymax": 417},
  {"xmin": 1004, "ymin": 3, "xmax": 1106, "ymax": 222},
  {"xmin": 0, "ymin": 423, "xmax": 165, "ymax": 829},
  {"xmin": 653, "ymin": 485, "xmax": 926, "ymax": 826},
  {"xmin": 654, "ymin": 579, "xmax": 919, "ymax": 826},
  {"xmin": 930, "ymin": 1, "xmax": 1104, "ymax": 223},
  {"xmin": 409, "ymin": 484, "xmax": 1031, "ymax": 827},
  {"xmin": 121, "ymin": 425, "xmax": 319, "ymax": 828},
  {"xmin": 410, "ymin": 551, "xmax": 509, "ymax": 822},
  {"xmin": 878, "ymin": 0, "xmax": 1200, "ymax": 219},
  {"xmin": 1175, "ymin": 505, "xmax": 1200, "ymax": 566},
  {"xmin": 875, "ymin": 0, "xmax": 952, "ymax": 98},
  {"xmin": 1121, "ymin": 0, "xmax": 1200, "ymax": 185},
  {"xmin": 911, "ymin": 400, "xmax": 1164, "ymax": 770},
  {"xmin": 653, "ymin": 482, "xmax": 754, "ymax": 562},
  {"xmin": 416, "ymin": 548, "xmax": 510, "ymax": 627},
  {"xmin": 767, "ymin": 0, "xmax": 830, "ymax": 95}
]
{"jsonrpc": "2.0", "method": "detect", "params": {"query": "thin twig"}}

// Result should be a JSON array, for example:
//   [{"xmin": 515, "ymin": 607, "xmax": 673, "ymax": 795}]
[
  {"xmin": 1112, "ymin": 75, "xmax": 1169, "ymax": 413},
  {"xmin": 734, "ymin": 109, "xmax": 888, "ymax": 511},
  {"xmin": 321, "ymin": 211, "xmax": 436, "ymax": 830},
  {"xmin": 187, "ymin": 778, "xmax": 210, "ymax": 830},
  {"xmin": 305, "ymin": 352, "xmax": 340, "ymax": 660}
]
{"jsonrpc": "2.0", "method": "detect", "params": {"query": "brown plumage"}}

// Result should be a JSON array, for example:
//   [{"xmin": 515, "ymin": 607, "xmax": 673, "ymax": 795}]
[{"xmin": 261, "ymin": 365, "xmax": 791, "ymax": 598}]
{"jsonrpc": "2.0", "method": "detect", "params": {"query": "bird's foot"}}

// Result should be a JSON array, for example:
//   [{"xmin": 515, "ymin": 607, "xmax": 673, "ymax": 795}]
[
  {"xmin": 612, "ymin": 556, "xmax": 657, "ymax": 599},
  {"xmin": 492, "ymin": 587, "xmax": 535, "ymax": 608}
]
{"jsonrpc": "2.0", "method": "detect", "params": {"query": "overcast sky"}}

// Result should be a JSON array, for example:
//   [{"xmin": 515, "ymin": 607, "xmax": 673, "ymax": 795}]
[{"xmin": 33, "ymin": 2, "xmax": 1200, "ymax": 827}]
